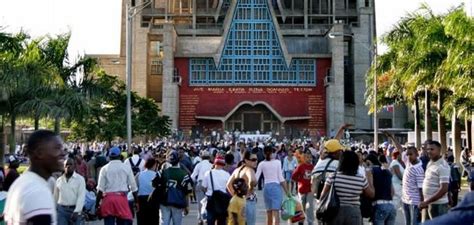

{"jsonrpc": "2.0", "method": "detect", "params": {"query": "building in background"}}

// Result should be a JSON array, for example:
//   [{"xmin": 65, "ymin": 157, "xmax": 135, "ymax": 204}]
[{"xmin": 91, "ymin": 0, "xmax": 408, "ymax": 139}]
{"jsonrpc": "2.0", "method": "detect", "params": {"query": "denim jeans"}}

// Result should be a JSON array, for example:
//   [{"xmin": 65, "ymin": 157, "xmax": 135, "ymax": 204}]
[
  {"xmin": 103, "ymin": 216, "xmax": 132, "ymax": 225},
  {"xmin": 245, "ymin": 198, "xmax": 257, "ymax": 225},
  {"xmin": 326, "ymin": 205, "xmax": 362, "ymax": 225},
  {"xmin": 402, "ymin": 203, "xmax": 420, "ymax": 225},
  {"xmin": 160, "ymin": 205, "xmax": 184, "ymax": 225},
  {"xmin": 422, "ymin": 203, "xmax": 448, "ymax": 222},
  {"xmin": 298, "ymin": 192, "xmax": 314, "ymax": 225},
  {"xmin": 57, "ymin": 205, "xmax": 83, "ymax": 225},
  {"xmin": 373, "ymin": 203, "xmax": 397, "ymax": 225}
]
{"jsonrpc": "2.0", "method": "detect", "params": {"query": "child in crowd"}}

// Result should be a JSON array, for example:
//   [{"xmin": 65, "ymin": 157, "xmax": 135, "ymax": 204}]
[
  {"xmin": 227, "ymin": 178, "xmax": 248, "ymax": 225},
  {"xmin": 291, "ymin": 150, "xmax": 315, "ymax": 225},
  {"xmin": 84, "ymin": 179, "xmax": 98, "ymax": 220},
  {"xmin": 283, "ymin": 149, "xmax": 298, "ymax": 194}
]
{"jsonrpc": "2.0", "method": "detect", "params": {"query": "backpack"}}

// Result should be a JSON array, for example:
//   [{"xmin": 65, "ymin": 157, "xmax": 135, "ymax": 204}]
[
  {"xmin": 315, "ymin": 159, "xmax": 334, "ymax": 199},
  {"xmin": 162, "ymin": 168, "xmax": 188, "ymax": 208},
  {"xmin": 129, "ymin": 158, "xmax": 142, "ymax": 175}
]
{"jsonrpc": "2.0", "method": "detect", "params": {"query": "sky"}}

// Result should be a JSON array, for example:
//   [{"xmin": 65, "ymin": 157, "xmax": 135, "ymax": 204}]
[{"xmin": 0, "ymin": 0, "xmax": 471, "ymax": 60}]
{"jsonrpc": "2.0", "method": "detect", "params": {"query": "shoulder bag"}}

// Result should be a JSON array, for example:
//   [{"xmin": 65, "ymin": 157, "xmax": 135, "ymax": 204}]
[
  {"xmin": 206, "ymin": 170, "xmax": 231, "ymax": 216},
  {"xmin": 316, "ymin": 172, "xmax": 340, "ymax": 222}
]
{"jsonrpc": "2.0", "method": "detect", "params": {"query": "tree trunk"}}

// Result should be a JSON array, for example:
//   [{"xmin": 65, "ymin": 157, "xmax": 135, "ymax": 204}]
[
  {"xmin": 0, "ymin": 115, "xmax": 5, "ymax": 167},
  {"xmin": 9, "ymin": 113, "xmax": 16, "ymax": 154},
  {"xmin": 34, "ymin": 114, "xmax": 40, "ymax": 130},
  {"xmin": 54, "ymin": 116, "xmax": 60, "ymax": 134},
  {"xmin": 414, "ymin": 94, "xmax": 422, "ymax": 149},
  {"xmin": 425, "ymin": 88, "xmax": 432, "ymax": 140},
  {"xmin": 452, "ymin": 109, "xmax": 462, "ymax": 164},
  {"xmin": 472, "ymin": 113, "xmax": 474, "ymax": 155},
  {"xmin": 437, "ymin": 90, "xmax": 447, "ymax": 155},
  {"xmin": 466, "ymin": 116, "xmax": 472, "ymax": 151}
]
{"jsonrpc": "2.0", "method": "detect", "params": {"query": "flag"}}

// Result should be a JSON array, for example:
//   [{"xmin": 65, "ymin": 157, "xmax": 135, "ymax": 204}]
[{"xmin": 383, "ymin": 104, "xmax": 394, "ymax": 112}]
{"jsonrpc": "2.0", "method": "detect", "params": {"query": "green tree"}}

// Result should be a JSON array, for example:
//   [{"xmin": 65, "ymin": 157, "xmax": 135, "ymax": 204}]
[
  {"xmin": 366, "ymin": 5, "xmax": 473, "ymax": 160},
  {"xmin": 0, "ymin": 34, "xmax": 57, "ymax": 154},
  {"xmin": 69, "ymin": 68, "xmax": 170, "ymax": 144}
]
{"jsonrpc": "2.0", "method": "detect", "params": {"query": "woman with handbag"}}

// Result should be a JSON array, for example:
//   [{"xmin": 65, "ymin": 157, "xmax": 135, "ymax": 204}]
[
  {"xmin": 319, "ymin": 150, "xmax": 374, "ymax": 225},
  {"xmin": 255, "ymin": 146, "xmax": 289, "ymax": 225}
]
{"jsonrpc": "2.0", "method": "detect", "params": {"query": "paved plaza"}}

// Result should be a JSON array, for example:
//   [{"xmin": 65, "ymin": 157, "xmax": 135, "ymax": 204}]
[{"xmin": 86, "ymin": 190, "xmax": 407, "ymax": 225}]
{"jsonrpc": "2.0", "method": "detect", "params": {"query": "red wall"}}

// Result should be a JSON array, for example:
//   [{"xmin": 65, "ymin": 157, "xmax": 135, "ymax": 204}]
[{"xmin": 176, "ymin": 58, "xmax": 331, "ymax": 136}]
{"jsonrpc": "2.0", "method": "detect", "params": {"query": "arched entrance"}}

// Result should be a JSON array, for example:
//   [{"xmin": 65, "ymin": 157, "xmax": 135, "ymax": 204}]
[{"xmin": 225, "ymin": 104, "xmax": 280, "ymax": 133}]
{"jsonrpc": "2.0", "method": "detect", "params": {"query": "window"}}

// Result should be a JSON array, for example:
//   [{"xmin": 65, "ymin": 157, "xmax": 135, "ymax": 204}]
[
  {"xmin": 379, "ymin": 119, "xmax": 392, "ymax": 128},
  {"xmin": 151, "ymin": 59, "xmax": 163, "ymax": 75},
  {"xmin": 149, "ymin": 41, "xmax": 164, "ymax": 76},
  {"xmin": 189, "ymin": 0, "xmax": 316, "ymax": 85}
]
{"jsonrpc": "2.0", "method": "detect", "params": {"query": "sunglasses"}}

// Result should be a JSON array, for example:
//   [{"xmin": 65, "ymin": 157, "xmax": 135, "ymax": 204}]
[{"xmin": 248, "ymin": 158, "xmax": 258, "ymax": 162}]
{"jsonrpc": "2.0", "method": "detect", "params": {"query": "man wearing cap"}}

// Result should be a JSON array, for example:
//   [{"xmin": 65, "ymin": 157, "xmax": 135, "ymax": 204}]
[
  {"xmin": 190, "ymin": 150, "xmax": 213, "ymax": 224},
  {"xmin": 310, "ymin": 124, "xmax": 350, "ymax": 198},
  {"xmin": 96, "ymin": 146, "xmax": 138, "ymax": 225},
  {"xmin": 155, "ymin": 150, "xmax": 193, "ymax": 225},
  {"xmin": 3, "ymin": 156, "xmax": 20, "ymax": 191},
  {"xmin": 310, "ymin": 139, "xmax": 345, "ymax": 195},
  {"xmin": 202, "ymin": 155, "xmax": 230, "ymax": 225}
]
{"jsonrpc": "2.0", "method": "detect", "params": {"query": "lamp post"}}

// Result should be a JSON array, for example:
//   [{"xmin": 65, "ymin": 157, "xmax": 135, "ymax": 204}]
[
  {"xmin": 328, "ymin": 32, "xmax": 378, "ymax": 147},
  {"xmin": 126, "ymin": 0, "xmax": 152, "ymax": 151}
]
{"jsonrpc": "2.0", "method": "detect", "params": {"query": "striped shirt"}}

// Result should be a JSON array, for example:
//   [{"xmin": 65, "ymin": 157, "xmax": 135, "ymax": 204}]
[
  {"xmin": 423, "ymin": 158, "xmax": 450, "ymax": 204},
  {"xmin": 325, "ymin": 172, "xmax": 368, "ymax": 206},
  {"xmin": 311, "ymin": 158, "xmax": 339, "ymax": 176},
  {"xmin": 402, "ymin": 161, "xmax": 424, "ymax": 205}
]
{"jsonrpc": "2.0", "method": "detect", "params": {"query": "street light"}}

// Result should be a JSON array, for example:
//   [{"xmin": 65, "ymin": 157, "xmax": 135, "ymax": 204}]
[
  {"xmin": 328, "ymin": 32, "xmax": 378, "ymax": 147},
  {"xmin": 126, "ymin": 0, "xmax": 152, "ymax": 151}
]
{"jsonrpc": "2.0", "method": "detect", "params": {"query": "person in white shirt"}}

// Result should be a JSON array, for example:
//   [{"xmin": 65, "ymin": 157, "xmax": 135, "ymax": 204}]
[
  {"xmin": 201, "ymin": 155, "xmax": 231, "ymax": 225},
  {"xmin": 54, "ymin": 158, "xmax": 86, "ymax": 225},
  {"xmin": 5, "ymin": 130, "xmax": 67, "ymax": 225},
  {"xmin": 190, "ymin": 150, "xmax": 213, "ymax": 224},
  {"xmin": 96, "ymin": 146, "xmax": 138, "ymax": 225},
  {"xmin": 124, "ymin": 147, "xmax": 145, "ymax": 174},
  {"xmin": 256, "ymin": 146, "xmax": 289, "ymax": 225}
]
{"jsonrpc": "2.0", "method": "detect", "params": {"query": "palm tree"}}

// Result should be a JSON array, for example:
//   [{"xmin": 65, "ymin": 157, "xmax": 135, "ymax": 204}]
[
  {"xmin": 39, "ymin": 34, "xmax": 92, "ymax": 134},
  {"xmin": 439, "ymin": 7, "xmax": 473, "ymax": 161},
  {"xmin": 367, "ymin": 5, "xmax": 472, "ymax": 153},
  {"xmin": 0, "ymin": 35, "xmax": 54, "ymax": 154}
]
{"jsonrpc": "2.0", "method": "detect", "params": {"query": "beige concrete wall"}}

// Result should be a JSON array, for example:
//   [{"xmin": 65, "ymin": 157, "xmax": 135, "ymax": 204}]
[
  {"xmin": 89, "ymin": 54, "xmax": 126, "ymax": 81},
  {"xmin": 131, "ymin": 18, "xmax": 149, "ymax": 97}
]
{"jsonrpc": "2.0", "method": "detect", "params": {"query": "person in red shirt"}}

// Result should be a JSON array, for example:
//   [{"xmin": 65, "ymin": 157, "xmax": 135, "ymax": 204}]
[
  {"xmin": 75, "ymin": 154, "xmax": 88, "ymax": 179},
  {"xmin": 291, "ymin": 150, "xmax": 315, "ymax": 225}
]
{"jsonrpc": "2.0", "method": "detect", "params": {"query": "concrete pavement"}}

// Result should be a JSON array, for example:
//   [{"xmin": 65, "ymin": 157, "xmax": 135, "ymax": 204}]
[{"xmin": 86, "ymin": 190, "xmax": 407, "ymax": 225}]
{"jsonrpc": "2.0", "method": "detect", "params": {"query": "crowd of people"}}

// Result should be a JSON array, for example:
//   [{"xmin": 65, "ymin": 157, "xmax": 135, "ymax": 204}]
[{"xmin": 0, "ymin": 125, "xmax": 473, "ymax": 225}]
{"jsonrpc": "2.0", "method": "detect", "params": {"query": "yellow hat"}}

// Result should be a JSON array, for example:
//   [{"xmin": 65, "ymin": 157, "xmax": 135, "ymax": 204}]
[{"xmin": 324, "ymin": 139, "xmax": 345, "ymax": 153}]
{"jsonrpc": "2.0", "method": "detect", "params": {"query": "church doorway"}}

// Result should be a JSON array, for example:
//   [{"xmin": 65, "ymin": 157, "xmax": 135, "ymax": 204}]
[{"xmin": 225, "ymin": 104, "xmax": 280, "ymax": 133}]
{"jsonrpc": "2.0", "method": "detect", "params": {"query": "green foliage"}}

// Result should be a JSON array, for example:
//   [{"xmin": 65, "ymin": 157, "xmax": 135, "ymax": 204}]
[
  {"xmin": 366, "ymin": 4, "xmax": 473, "ymax": 119},
  {"xmin": 1, "ymin": 30, "xmax": 170, "ymax": 148},
  {"xmin": 69, "ymin": 70, "xmax": 170, "ymax": 143}
]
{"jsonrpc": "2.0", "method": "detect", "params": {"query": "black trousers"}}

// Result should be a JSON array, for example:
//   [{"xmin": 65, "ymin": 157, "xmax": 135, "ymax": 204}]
[{"xmin": 137, "ymin": 195, "xmax": 159, "ymax": 225}]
